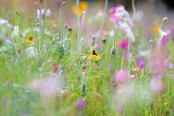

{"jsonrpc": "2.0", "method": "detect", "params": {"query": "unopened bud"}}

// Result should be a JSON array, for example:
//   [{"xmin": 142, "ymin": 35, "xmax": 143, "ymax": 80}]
[
  {"xmin": 149, "ymin": 39, "xmax": 154, "ymax": 44},
  {"xmin": 62, "ymin": 2, "xmax": 66, "ymax": 6},
  {"xmin": 68, "ymin": 27, "xmax": 72, "ymax": 32},
  {"xmin": 162, "ymin": 17, "xmax": 168, "ymax": 23},
  {"xmin": 64, "ymin": 24, "xmax": 68, "ymax": 29},
  {"xmin": 102, "ymin": 38, "xmax": 106, "ymax": 43},
  {"xmin": 110, "ymin": 46, "xmax": 117, "ymax": 56}
]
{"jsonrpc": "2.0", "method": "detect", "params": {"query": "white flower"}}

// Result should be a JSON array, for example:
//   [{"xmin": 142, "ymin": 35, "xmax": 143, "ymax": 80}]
[
  {"xmin": 26, "ymin": 47, "xmax": 35, "ymax": 57},
  {"xmin": 138, "ymin": 50, "xmax": 150, "ymax": 56},
  {"xmin": 109, "ymin": 30, "xmax": 115, "ymax": 37},
  {"xmin": 159, "ymin": 29, "xmax": 167, "ymax": 40},
  {"xmin": 12, "ymin": 26, "xmax": 19, "ymax": 37}
]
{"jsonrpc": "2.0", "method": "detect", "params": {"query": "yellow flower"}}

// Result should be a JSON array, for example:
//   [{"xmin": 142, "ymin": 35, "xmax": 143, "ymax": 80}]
[
  {"xmin": 25, "ymin": 37, "xmax": 37, "ymax": 43},
  {"xmin": 72, "ymin": 2, "xmax": 88, "ymax": 16},
  {"xmin": 151, "ymin": 23, "xmax": 160, "ymax": 33},
  {"xmin": 84, "ymin": 50, "xmax": 102, "ymax": 60}
]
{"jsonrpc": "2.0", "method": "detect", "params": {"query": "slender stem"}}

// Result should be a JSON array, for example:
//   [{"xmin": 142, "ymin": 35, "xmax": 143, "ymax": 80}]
[
  {"xmin": 58, "ymin": 4, "xmax": 63, "ymax": 25},
  {"xmin": 76, "ymin": 0, "xmax": 80, "ymax": 53},
  {"xmin": 131, "ymin": 0, "xmax": 136, "ymax": 23},
  {"xmin": 95, "ymin": 0, "xmax": 108, "ymax": 45}
]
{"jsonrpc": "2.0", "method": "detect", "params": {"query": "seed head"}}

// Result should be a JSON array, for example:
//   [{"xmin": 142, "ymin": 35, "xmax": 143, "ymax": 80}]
[{"xmin": 162, "ymin": 17, "xmax": 168, "ymax": 23}]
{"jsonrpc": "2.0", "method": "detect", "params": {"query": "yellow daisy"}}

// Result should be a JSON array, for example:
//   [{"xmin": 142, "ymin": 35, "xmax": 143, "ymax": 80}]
[
  {"xmin": 84, "ymin": 50, "xmax": 102, "ymax": 60},
  {"xmin": 25, "ymin": 37, "xmax": 37, "ymax": 43},
  {"xmin": 72, "ymin": 2, "xmax": 88, "ymax": 16}
]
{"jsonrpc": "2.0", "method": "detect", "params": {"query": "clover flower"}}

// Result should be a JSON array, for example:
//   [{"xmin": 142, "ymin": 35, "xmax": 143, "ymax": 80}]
[
  {"xmin": 129, "ymin": 75, "xmax": 135, "ymax": 81},
  {"xmin": 76, "ymin": 99, "xmax": 86, "ymax": 109},
  {"xmin": 133, "ymin": 67, "xmax": 140, "ymax": 73}
]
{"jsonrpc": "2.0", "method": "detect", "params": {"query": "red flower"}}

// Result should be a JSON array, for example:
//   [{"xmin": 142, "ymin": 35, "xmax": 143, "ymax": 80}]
[{"xmin": 53, "ymin": 66, "xmax": 58, "ymax": 73}]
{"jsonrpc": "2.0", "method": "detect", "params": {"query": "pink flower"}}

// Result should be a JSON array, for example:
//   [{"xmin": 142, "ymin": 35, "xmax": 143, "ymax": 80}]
[
  {"xmin": 116, "ymin": 70, "xmax": 127, "ymax": 83},
  {"xmin": 169, "ymin": 75, "xmax": 173, "ymax": 78},
  {"xmin": 53, "ymin": 66, "xmax": 58, "ymax": 73},
  {"xmin": 169, "ymin": 63, "xmax": 174, "ymax": 69},
  {"xmin": 6, "ymin": 36, "xmax": 10, "ymax": 41},
  {"xmin": 116, "ymin": 104, "xmax": 123, "ymax": 113},
  {"xmin": 6, "ymin": 80, "xmax": 9, "ymax": 84},
  {"xmin": 129, "ymin": 75, "xmax": 135, "ymax": 81},
  {"xmin": 110, "ymin": 14, "xmax": 119, "ymax": 22},
  {"xmin": 150, "ymin": 78, "xmax": 165, "ymax": 93},
  {"xmin": 161, "ymin": 37, "xmax": 168, "ymax": 45},
  {"xmin": 119, "ymin": 39, "xmax": 128, "ymax": 50},
  {"xmin": 133, "ymin": 67, "xmax": 140, "ymax": 73},
  {"xmin": 97, "ymin": 10, "xmax": 104, "ymax": 17}
]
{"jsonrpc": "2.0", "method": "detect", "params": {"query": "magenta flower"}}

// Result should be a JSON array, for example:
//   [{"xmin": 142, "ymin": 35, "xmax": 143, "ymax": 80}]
[
  {"xmin": 6, "ymin": 36, "xmax": 10, "ymax": 41},
  {"xmin": 116, "ymin": 70, "xmax": 127, "ymax": 83},
  {"xmin": 150, "ymin": 78, "xmax": 165, "ymax": 93},
  {"xmin": 161, "ymin": 37, "xmax": 168, "ymax": 45},
  {"xmin": 112, "ymin": 83, "xmax": 117, "ymax": 88},
  {"xmin": 53, "ymin": 66, "xmax": 58, "ymax": 73},
  {"xmin": 139, "ymin": 60, "xmax": 145, "ymax": 69},
  {"xmin": 76, "ymin": 99, "xmax": 86, "ymax": 109},
  {"xmin": 155, "ymin": 75, "xmax": 162, "ymax": 79},
  {"xmin": 169, "ymin": 63, "xmax": 173, "ymax": 69},
  {"xmin": 109, "ymin": 7, "xmax": 115, "ymax": 13},
  {"xmin": 17, "ymin": 49, "xmax": 21, "ymax": 54},
  {"xmin": 119, "ymin": 39, "xmax": 128, "ymax": 50}
]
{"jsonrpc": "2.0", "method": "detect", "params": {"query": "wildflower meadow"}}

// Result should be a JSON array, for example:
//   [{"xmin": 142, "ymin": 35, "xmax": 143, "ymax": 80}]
[{"xmin": 0, "ymin": 0, "xmax": 174, "ymax": 115}]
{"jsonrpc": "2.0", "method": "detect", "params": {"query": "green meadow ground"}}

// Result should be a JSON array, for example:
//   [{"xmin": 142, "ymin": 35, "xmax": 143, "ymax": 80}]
[{"xmin": 0, "ymin": 0, "xmax": 174, "ymax": 116}]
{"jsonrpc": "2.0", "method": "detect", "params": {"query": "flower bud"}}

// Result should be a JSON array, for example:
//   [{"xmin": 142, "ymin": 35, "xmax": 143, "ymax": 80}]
[
  {"xmin": 17, "ymin": 49, "xmax": 21, "ymax": 54},
  {"xmin": 162, "ymin": 17, "xmax": 168, "ymax": 23},
  {"xmin": 62, "ymin": 2, "xmax": 66, "ymax": 6},
  {"xmin": 64, "ymin": 24, "xmax": 68, "ymax": 29},
  {"xmin": 110, "ymin": 46, "xmax": 117, "ymax": 56},
  {"xmin": 149, "ymin": 39, "xmax": 154, "ymax": 44}
]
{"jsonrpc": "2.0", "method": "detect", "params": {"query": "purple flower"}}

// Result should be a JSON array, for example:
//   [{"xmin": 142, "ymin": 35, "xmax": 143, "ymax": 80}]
[
  {"xmin": 107, "ymin": 65, "xmax": 112, "ymax": 70},
  {"xmin": 37, "ymin": 9, "xmax": 51, "ymax": 19},
  {"xmin": 119, "ymin": 39, "xmax": 128, "ymax": 50},
  {"xmin": 116, "ymin": 104, "xmax": 123, "ymax": 113},
  {"xmin": 17, "ymin": 49, "xmax": 21, "ymax": 54},
  {"xmin": 139, "ymin": 60, "xmax": 145, "ymax": 69},
  {"xmin": 169, "ymin": 63, "xmax": 174, "ymax": 69},
  {"xmin": 77, "ymin": 99, "xmax": 86, "ymax": 109},
  {"xmin": 112, "ymin": 83, "xmax": 117, "ymax": 88}
]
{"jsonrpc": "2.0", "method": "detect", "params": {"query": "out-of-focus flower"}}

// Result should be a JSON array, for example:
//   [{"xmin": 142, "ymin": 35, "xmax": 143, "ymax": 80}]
[
  {"xmin": 107, "ymin": 65, "xmax": 112, "ymax": 70},
  {"xmin": 139, "ymin": 60, "xmax": 145, "ymax": 69},
  {"xmin": 169, "ymin": 75, "xmax": 173, "ymax": 78},
  {"xmin": 52, "ymin": 20, "xmax": 55, "ymax": 26},
  {"xmin": 29, "ymin": 77, "xmax": 63, "ymax": 101},
  {"xmin": 26, "ymin": 47, "xmax": 35, "ymax": 57},
  {"xmin": 76, "ymin": 99, "xmax": 86, "ymax": 109},
  {"xmin": 127, "ymin": 52, "xmax": 132, "ymax": 59},
  {"xmin": 138, "ymin": 50, "xmax": 150, "ymax": 56},
  {"xmin": 169, "ymin": 63, "xmax": 174, "ymax": 69},
  {"xmin": 53, "ymin": 66, "xmax": 58, "ymax": 73},
  {"xmin": 155, "ymin": 75, "xmax": 162, "ymax": 79},
  {"xmin": 159, "ymin": 29, "xmax": 168, "ymax": 40},
  {"xmin": 97, "ymin": 10, "xmax": 103, "ymax": 17},
  {"xmin": 25, "ymin": 37, "xmax": 37, "ymax": 43},
  {"xmin": 17, "ymin": 49, "xmax": 21, "ymax": 54},
  {"xmin": 161, "ymin": 37, "xmax": 168, "ymax": 45},
  {"xmin": 116, "ymin": 70, "xmax": 127, "ymax": 83},
  {"xmin": 112, "ymin": 83, "xmax": 117, "ymax": 88},
  {"xmin": 12, "ymin": 26, "xmax": 19, "ymax": 37},
  {"xmin": 150, "ymin": 78, "xmax": 165, "ymax": 93},
  {"xmin": 151, "ymin": 23, "xmax": 160, "ymax": 33},
  {"xmin": 72, "ymin": 2, "xmax": 88, "ymax": 16},
  {"xmin": 109, "ymin": 7, "xmax": 115, "ymax": 13},
  {"xmin": 129, "ymin": 75, "xmax": 135, "ymax": 81},
  {"xmin": 170, "ymin": 28, "xmax": 174, "ymax": 40},
  {"xmin": 84, "ymin": 50, "xmax": 101, "ymax": 60},
  {"xmin": 117, "ymin": 90, "xmax": 124, "ymax": 95},
  {"xmin": 22, "ymin": 114, "xmax": 27, "ymax": 116},
  {"xmin": 6, "ymin": 36, "xmax": 10, "ymax": 41},
  {"xmin": 6, "ymin": 80, "xmax": 9, "ymax": 84},
  {"xmin": 119, "ymin": 38, "xmax": 128, "ymax": 50},
  {"xmin": 135, "ymin": 10, "xmax": 144, "ymax": 22},
  {"xmin": 37, "ymin": 9, "xmax": 51, "ymax": 18},
  {"xmin": 133, "ymin": 67, "xmax": 140, "ymax": 73},
  {"xmin": 116, "ymin": 104, "xmax": 123, "ymax": 113}
]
